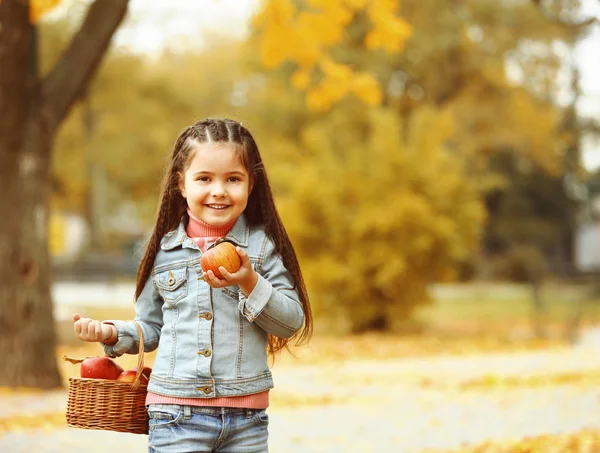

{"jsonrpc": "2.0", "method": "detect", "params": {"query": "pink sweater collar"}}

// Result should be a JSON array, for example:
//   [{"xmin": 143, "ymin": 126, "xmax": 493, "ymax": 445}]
[{"xmin": 185, "ymin": 208, "xmax": 237, "ymax": 239}]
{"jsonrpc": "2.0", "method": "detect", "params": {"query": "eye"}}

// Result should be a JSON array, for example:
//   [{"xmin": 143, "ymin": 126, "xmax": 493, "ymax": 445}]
[
  {"xmin": 228, "ymin": 176, "xmax": 242, "ymax": 182},
  {"xmin": 196, "ymin": 176, "xmax": 210, "ymax": 182}
]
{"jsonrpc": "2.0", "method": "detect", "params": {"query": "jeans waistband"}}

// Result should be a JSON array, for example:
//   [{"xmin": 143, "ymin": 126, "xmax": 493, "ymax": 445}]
[{"xmin": 148, "ymin": 404, "xmax": 263, "ymax": 416}]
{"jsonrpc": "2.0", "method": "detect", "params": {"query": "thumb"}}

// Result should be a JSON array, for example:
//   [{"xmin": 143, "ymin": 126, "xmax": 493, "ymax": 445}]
[
  {"xmin": 72, "ymin": 313, "xmax": 81, "ymax": 322},
  {"xmin": 236, "ymin": 247, "xmax": 250, "ymax": 265}
]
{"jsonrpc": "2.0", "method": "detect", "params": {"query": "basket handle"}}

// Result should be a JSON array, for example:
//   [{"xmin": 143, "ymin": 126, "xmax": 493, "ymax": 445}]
[{"xmin": 131, "ymin": 321, "xmax": 145, "ymax": 391}]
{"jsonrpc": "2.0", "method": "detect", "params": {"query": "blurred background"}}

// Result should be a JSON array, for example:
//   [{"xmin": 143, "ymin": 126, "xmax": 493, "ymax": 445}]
[
  {"xmin": 2, "ymin": 0, "xmax": 600, "ymax": 451},
  {"xmin": 43, "ymin": 0, "xmax": 600, "ymax": 341}
]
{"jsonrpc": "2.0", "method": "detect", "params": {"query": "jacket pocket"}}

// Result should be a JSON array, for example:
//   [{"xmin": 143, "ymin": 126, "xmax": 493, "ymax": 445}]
[{"xmin": 154, "ymin": 267, "xmax": 188, "ymax": 305}]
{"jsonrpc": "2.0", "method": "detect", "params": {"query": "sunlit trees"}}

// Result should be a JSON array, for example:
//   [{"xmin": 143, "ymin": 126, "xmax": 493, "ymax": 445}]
[
  {"xmin": 272, "ymin": 106, "xmax": 485, "ymax": 332},
  {"xmin": 251, "ymin": 0, "xmax": 585, "ymax": 331},
  {"xmin": 254, "ymin": 0, "xmax": 412, "ymax": 110}
]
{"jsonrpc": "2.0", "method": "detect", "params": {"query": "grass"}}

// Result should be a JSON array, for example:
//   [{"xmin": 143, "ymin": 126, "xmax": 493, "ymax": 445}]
[{"xmin": 414, "ymin": 282, "xmax": 600, "ymax": 339}]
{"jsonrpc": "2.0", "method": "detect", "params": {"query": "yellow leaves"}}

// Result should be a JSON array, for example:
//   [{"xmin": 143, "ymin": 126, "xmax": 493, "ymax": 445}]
[
  {"xmin": 29, "ymin": 0, "xmax": 61, "ymax": 23},
  {"xmin": 438, "ymin": 430, "xmax": 600, "ymax": 453},
  {"xmin": 459, "ymin": 369, "xmax": 600, "ymax": 391},
  {"xmin": 351, "ymin": 72, "xmax": 383, "ymax": 105},
  {"xmin": 253, "ymin": 0, "xmax": 296, "ymax": 26},
  {"xmin": 0, "ymin": 412, "xmax": 66, "ymax": 436},
  {"xmin": 343, "ymin": 0, "xmax": 370, "ymax": 9},
  {"xmin": 255, "ymin": 0, "xmax": 413, "ymax": 110},
  {"xmin": 297, "ymin": 10, "xmax": 347, "ymax": 47},
  {"xmin": 291, "ymin": 69, "xmax": 312, "ymax": 90},
  {"xmin": 305, "ymin": 65, "xmax": 382, "ymax": 111},
  {"xmin": 0, "ymin": 0, "xmax": 61, "ymax": 23},
  {"xmin": 365, "ymin": 1, "xmax": 413, "ymax": 53},
  {"xmin": 275, "ymin": 105, "xmax": 485, "ymax": 331}
]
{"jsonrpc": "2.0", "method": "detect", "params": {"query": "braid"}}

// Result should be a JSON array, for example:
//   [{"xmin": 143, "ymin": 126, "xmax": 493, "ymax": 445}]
[{"xmin": 134, "ymin": 127, "xmax": 195, "ymax": 300}]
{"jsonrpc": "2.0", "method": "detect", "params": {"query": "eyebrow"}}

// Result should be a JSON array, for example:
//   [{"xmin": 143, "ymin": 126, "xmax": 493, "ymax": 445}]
[{"xmin": 192, "ymin": 170, "xmax": 247, "ymax": 177}]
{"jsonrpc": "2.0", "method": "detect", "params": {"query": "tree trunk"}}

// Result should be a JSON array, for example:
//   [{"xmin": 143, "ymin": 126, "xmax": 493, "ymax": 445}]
[
  {"xmin": 0, "ymin": 0, "xmax": 129, "ymax": 388},
  {"xmin": 0, "ymin": 120, "xmax": 60, "ymax": 388},
  {"xmin": 0, "ymin": 1, "xmax": 60, "ymax": 388}
]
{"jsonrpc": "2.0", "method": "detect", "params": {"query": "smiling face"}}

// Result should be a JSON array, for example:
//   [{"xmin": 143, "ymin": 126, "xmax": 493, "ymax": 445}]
[{"xmin": 179, "ymin": 142, "xmax": 252, "ymax": 226}]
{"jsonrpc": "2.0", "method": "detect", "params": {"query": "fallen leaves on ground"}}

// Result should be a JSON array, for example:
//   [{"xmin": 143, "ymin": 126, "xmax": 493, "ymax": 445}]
[
  {"xmin": 0, "ymin": 412, "xmax": 65, "ymax": 436},
  {"xmin": 457, "ymin": 370, "xmax": 600, "ymax": 390},
  {"xmin": 1, "ymin": 336, "xmax": 600, "ymax": 453},
  {"xmin": 429, "ymin": 429, "xmax": 600, "ymax": 452}
]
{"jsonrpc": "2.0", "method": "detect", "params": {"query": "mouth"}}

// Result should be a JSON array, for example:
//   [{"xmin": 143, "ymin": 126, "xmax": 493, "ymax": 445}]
[{"xmin": 205, "ymin": 204, "xmax": 230, "ymax": 210}]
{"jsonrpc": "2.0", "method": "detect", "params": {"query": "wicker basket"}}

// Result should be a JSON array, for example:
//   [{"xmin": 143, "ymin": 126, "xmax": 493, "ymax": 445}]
[{"xmin": 65, "ymin": 322, "xmax": 149, "ymax": 435}]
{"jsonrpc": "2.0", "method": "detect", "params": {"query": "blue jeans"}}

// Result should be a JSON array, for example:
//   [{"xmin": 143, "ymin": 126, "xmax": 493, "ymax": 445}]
[{"xmin": 147, "ymin": 404, "xmax": 269, "ymax": 453}]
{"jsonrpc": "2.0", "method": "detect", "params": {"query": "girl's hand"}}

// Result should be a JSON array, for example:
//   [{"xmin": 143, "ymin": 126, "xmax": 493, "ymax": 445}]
[
  {"xmin": 203, "ymin": 247, "xmax": 258, "ymax": 297},
  {"xmin": 72, "ymin": 313, "xmax": 115, "ymax": 343}
]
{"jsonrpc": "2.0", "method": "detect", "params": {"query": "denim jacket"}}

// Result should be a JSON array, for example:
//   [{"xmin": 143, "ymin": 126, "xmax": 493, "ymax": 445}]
[{"xmin": 103, "ymin": 214, "xmax": 304, "ymax": 398}]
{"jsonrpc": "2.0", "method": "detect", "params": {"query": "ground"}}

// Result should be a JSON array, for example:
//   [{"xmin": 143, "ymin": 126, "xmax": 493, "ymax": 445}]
[{"xmin": 2, "ymin": 333, "xmax": 600, "ymax": 453}]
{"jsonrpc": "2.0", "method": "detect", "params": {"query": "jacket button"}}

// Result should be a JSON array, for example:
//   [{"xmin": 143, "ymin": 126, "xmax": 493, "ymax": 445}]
[
  {"xmin": 204, "ymin": 349, "xmax": 211, "ymax": 357},
  {"xmin": 205, "ymin": 313, "xmax": 213, "ymax": 320},
  {"xmin": 203, "ymin": 386, "xmax": 212, "ymax": 394}
]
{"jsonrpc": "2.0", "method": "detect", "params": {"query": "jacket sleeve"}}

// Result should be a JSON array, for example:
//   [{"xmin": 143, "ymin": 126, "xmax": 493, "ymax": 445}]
[
  {"xmin": 102, "ymin": 275, "xmax": 164, "ymax": 357},
  {"xmin": 238, "ymin": 236, "xmax": 305, "ymax": 338}
]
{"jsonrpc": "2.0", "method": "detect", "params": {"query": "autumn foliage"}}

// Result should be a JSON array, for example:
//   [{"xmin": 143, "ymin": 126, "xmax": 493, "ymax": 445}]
[
  {"xmin": 39, "ymin": 0, "xmax": 584, "ymax": 335},
  {"xmin": 254, "ymin": 0, "xmax": 412, "ymax": 110}
]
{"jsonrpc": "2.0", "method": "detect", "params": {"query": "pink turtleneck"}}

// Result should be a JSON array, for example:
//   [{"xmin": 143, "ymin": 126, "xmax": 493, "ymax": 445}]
[
  {"xmin": 145, "ymin": 209, "xmax": 269, "ymax": 409},
  {"xmin": 184, "ymin": 209, "xmax": 237, "ymax": 252}
]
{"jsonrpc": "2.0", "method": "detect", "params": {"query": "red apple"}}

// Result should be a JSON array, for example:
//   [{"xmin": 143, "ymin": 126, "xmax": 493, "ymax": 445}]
[
  {"xmin": 80, "ymin": 356, "xmax": 123, "ymax": 380},
  {"xmin": 142, "ymin": 366, "xmax": 152, "ymax": 381},
  {"xmin": 201, "ymin": 241, "xmax": 241, "ymax": 279},
  {"xmin": 118, "ymin": 368, "xmax": 150, "ymax": 384}
]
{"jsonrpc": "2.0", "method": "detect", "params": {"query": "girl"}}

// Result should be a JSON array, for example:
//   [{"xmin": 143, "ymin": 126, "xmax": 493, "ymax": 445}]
[{"xmin": 73, "ymin": 118, "xmax": 313, "ymax": 453}]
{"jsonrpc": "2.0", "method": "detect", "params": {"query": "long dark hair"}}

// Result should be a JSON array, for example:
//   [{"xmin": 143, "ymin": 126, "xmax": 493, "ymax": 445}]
[{"xmin": 135, "ymin": 118, "xmax": 312, "ymax": 354}]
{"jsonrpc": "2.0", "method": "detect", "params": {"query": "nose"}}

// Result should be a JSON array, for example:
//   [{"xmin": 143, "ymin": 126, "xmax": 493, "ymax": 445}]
[{"xmin": 210, "ymin": 182, "xmax": 226, "ymax": 198}]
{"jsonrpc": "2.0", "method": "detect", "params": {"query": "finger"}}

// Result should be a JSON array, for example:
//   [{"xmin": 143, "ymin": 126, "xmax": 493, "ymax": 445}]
[
  {"xmin": 206, "ymin": 270, "xmax": 227, "ymax": 288},
  {"xmin": 72, "ymin": 313, "xmax": 81, "ymax": 322},
  {"xmin": 73, "ymin": 320, "xmax": 81, "ymax": 335},
  {"xmin": 219, "ymin": 266, "xmax": 233, "ymax": 281},
  {"xmin": 94, "ymin": 321, "xmax": 104, "ymax": 341},
  {"xmin": 75, "ymin": 317, "xmax": 91, "ymax": 336},
  {"xmin": 205, "ymin": 270, "xmax": 218, "ymax": 287},
  {"xmin": 86, "ymin": 320, "xmax": 98, "ymax": 338}
]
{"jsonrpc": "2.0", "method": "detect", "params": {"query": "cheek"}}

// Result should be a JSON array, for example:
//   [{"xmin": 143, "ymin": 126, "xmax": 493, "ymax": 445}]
[
  {"xmin": 238, "ymin": 188, "xmax": 251, "ymax": 204},
  {"xmin": 185, "ymin": 183, "xmax": 207, "ymax": 198}
]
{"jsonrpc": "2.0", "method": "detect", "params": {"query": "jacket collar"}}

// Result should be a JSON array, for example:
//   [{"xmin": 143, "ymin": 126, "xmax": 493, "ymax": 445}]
[{"xmin": 161, "ymin": 214, "xmax": 250, "ymax": 251}]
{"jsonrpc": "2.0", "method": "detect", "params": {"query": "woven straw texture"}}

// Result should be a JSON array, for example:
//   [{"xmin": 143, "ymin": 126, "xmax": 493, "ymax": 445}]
[{"xmin": 65, "ymin": 322, "xmax": 149, "ymax": 434}]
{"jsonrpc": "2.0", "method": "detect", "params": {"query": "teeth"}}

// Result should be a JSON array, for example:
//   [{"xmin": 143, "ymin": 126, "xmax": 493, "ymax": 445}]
[{"xmin": 207, "ymin": 205, "xmax": 228, "ymax": 209}]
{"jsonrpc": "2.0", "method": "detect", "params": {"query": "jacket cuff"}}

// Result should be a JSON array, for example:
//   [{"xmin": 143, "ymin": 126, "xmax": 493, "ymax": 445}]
[
  {"xmin": 101, "ymin": 319, "xmax": 137, "ymax": 357},
  {"xmin": 238, "ymin": 274, "xmax": 272, "ymax": 322}
]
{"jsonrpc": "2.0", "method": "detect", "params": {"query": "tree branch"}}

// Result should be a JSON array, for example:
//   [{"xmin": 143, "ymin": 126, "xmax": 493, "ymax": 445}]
[
  {"xmin": 42, "ymin": 0, "xmax": 129, "ymax": 132},
  {"xmin": 531, "ymin": 0, "xmax": 600, "ymax": 29}
]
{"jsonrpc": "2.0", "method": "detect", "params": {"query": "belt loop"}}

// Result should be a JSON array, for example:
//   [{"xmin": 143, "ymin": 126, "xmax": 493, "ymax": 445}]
[
  {"xmin": 245, "ymin": 409, "xmax": 252, "ymax": 419},
  {"xmin": 183, "ymin": 405, "xmax": 192, "ymax": 420}
]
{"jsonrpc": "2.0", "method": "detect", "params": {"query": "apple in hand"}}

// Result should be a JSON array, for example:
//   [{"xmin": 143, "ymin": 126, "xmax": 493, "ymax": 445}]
[
  {"xmin": 201, "ymin": 241, "xmax": 241, "ymax": 279},
  {"xmin": 80, "ymin": 356, "xmax": 124, "ymax": 380}
]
